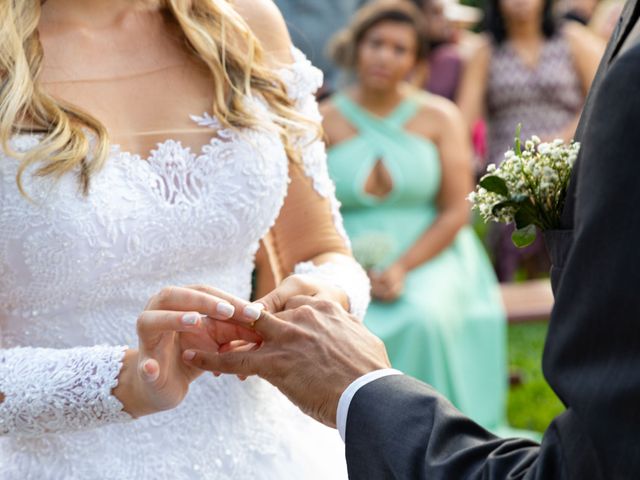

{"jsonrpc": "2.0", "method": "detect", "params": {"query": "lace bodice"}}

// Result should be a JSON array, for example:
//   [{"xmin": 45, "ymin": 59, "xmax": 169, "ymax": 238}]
[{"xmin": 0, "ymin": 48, "xmax": 366, "ymax": 479}]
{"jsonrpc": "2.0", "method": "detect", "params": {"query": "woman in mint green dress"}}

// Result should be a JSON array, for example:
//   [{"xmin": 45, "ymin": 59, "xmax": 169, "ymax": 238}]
[{"xmin": 321, "ymin": 1, "xmax": 509, "ymax": 432}]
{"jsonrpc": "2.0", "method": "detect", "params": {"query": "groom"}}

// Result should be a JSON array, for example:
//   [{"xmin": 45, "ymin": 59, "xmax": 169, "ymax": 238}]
[{"xmin": 183, "ymin": 4, "xmax": 640, "ymax": 479}]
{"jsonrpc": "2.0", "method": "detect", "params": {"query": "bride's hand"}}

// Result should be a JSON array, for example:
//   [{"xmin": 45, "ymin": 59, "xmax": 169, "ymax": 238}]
[
  {"xmin": 115, "ymin": 286, "xmax": 260, "ymax": 418},
  {"xmin": 253, "ymin": 273, "xmax": 349, "ymax": 318}
]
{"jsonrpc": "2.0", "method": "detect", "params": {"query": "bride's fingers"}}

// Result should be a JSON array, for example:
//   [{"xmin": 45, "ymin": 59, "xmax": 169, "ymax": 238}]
[
  {"xmin": 137, "ymin": 310, "xmax": 206, "ymax": 354},
  {"xmin": 184, "ymin": 285, "xmax": 255, "ymax": 321},
  {"xmin": 146, "ymin": 286, "xmax": 240, "ymax": 321},
  {"xmin": 182, "ymin": 285, "xmax": 275, "ymax": 331},
  {"xmin": 137, "ymin": 311, "xmax": 212, "ymax": 385},
  {"xmin": 255, "ymin": 275, "xmax": 318, "ymax": 314}
]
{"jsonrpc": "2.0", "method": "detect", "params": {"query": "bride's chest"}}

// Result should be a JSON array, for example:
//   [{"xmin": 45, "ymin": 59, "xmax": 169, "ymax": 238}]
[{"xmin": 1, "ymin": 131, "xmax": 290, "ymax": 281}]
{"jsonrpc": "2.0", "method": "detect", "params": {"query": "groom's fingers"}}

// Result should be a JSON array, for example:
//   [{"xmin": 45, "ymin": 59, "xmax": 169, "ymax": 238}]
[
  {"xmin": 203, "ymin": 317, "xmax": 262, "ymax": 344},
  {"xmin": 182, "ymin": 349, "xmax": 263, "ymax": 377}
]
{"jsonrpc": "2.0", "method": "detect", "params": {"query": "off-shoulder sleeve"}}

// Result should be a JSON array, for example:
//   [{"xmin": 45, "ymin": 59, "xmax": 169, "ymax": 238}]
[
  {"xmin": 263, "ymin": 48, "xmax": 370, "ymax": 319},
  {"xmin": 0, "ymin": 345, "xmax": 132, "ymax": 437}
]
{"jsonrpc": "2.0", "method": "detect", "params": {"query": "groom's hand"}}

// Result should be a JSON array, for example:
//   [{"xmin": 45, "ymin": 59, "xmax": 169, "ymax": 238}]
[{"xmin": 182, "ymin": 296, "xmax": 391, "ymax": 427}]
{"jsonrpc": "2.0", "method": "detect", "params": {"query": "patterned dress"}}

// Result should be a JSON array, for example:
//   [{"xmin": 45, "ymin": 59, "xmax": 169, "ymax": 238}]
[{"xmin": 487, "ymin": 31, "xmax": 583, "ymax": 166}]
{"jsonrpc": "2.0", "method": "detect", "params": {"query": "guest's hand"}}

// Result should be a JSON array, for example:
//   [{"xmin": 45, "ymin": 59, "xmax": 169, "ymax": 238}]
[
  {"xmin": 115, "ymin": 286, "xmax": 260, "ymax": 418},
  {"xmin": 182, "ymin": 296, "xmax": 391, "ymax": 427},
  {"xmin": 370, "ymin": 263, "xmax": 406, "ymax": 302}
]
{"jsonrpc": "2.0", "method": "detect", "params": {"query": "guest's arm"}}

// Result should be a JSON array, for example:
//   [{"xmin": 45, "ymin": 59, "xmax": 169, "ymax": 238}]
[
  {"xmin": 556, "ymin": 22, "xmax": 605, "ymax": 141},
  {"xmin": 455, "ymin": 37, "xmax": 491, "ymax": 130}
]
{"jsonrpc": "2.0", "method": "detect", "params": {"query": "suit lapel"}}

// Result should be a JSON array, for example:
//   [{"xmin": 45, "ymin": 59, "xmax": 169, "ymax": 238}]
[{"xmin": 610, "ymin": 0, "xmax": 640, "ymax": 59}]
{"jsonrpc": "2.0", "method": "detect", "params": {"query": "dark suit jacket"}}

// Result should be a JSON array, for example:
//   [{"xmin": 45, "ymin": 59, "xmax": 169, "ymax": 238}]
[{"xmin": 345, "ymin": 5, "xmax": 640, "ymax": 478}]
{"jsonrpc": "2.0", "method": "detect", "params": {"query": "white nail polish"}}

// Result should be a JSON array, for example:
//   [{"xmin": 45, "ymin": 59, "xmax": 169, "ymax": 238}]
[
  {"xmin": 216, "ymin": 302, "xmax": 235, "ymax": 319},
  {"xmin": 243, "ymin": 303, "xmax": 264, "ymax": 321},
  {"xmin": 182, "ymin": 312, "xmax": 200, "ymax": 326}
]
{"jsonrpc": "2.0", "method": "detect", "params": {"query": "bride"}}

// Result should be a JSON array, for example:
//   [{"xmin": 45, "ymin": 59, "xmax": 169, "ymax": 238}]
[{"xmin": 0, "ymin": 0, "xmax": 370, "ymax": 478}]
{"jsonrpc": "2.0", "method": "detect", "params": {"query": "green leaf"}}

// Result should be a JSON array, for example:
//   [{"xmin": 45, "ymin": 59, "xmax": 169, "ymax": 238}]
[
  {"xmin": 512, "ymin": 224, "xmax": 537, "ymax": 248},
  {"xmin": 514, "ymin": 199, "xmax": 538, "ymax": 229},
  {"xmin": 492, "ymin": 200, "xmax": 517, "ymax": 216},
  {"xmin": 479, "ymin": 175, "xmax": 509, "ymax": 197},
  {"xmin": 514, "ymin": 124, "xmax": 522, "ymax": 156},
  {"xmin": 491, "ymin": 194, "xmax": 531, "ymax": 217}
]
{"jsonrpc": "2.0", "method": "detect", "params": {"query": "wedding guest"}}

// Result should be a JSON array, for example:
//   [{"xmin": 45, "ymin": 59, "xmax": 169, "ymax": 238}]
[
  {"xmin": 274, "ymin": 0, "xmax": 370, "ymax": 95},
  {"xmin": 411, "ymin": 0, "xmax": 483, "ymax": 101},
  {"xmin": 0, "ymin": 0, "xmax": 370, "ymax": 477},
  {"xmin": 456, "ymin": 0, "xmax": 603, "ymax": 280},
  {"xmin": 320, "ymin": 0, "xmax": 512, "ymax": 433}
]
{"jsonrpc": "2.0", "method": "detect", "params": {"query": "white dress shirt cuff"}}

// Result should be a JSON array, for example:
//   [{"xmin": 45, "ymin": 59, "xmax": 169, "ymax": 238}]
[{"xmin": 336, "ymin": 368, "xmax": 403, "ymax": 442}]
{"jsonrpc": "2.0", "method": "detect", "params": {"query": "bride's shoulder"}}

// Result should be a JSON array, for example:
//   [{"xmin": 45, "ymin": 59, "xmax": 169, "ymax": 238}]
[{"xmin": 231, "ymin": 0, "xmax": 293, "ymax": 66}]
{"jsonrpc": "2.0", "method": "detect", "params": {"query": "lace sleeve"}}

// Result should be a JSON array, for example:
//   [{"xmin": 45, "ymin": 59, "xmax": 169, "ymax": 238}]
[
  {"xmin": 271, "ymin": 47, "xmax": 370, "ymax": 319},
  {"xmin": 294, "ymin": 260, "xmax": 370, "ymax": 321},
  {"xmin": 0, "ymin": 345, "xmax": 132, "ymax": 437}
]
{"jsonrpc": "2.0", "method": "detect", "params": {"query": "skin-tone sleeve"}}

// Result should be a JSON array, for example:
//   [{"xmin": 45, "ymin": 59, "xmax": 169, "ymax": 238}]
[
  {"xmin": 259, "ymin": 47, "xmax": 370, "ymax": 319},
  {"xmin": 264, "ymin": 162, "xmax": 351, "ymax": 281}
]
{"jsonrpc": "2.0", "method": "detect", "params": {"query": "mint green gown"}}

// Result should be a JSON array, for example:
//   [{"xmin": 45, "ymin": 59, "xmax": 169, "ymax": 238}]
[{"xmin": 327, "ymin": 93, "xmax": 509, "ymax": 431}]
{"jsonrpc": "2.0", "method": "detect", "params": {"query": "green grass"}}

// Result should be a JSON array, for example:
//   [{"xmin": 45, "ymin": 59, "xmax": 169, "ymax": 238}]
[{"xmin": 507, "ymin": 321, "xmax": 565, "ymax": 432}]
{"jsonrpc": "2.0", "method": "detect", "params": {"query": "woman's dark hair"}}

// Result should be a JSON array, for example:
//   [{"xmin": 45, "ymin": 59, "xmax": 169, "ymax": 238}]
[
  {"xmin": 484, "ymin": 0, "xmax": 557, "ymax": 44},
  {"xmin": 328, "ymin": 0, "xmax": 429, "ymax": 69}
]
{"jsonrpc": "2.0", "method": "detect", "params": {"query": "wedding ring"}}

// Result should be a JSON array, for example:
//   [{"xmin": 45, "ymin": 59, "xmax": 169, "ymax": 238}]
[
  {"xmin": 244, "ymin": 303, "xmax": 266, "ymax": 329},
  {"xmin": 249, "ymin": 308, "xmax": 267, "ymax": 329}
]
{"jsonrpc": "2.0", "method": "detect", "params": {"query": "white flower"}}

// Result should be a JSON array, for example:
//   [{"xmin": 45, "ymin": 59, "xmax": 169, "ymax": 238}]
[{"xmin": 469, "ymin": 133, "xmax": 579, "ymax": 231}]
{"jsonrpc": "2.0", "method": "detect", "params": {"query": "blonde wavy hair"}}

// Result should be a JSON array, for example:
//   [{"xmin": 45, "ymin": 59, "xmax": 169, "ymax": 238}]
[{"xmin": 1, "ymin": 0, "xmax": 309, "ymax": 196}]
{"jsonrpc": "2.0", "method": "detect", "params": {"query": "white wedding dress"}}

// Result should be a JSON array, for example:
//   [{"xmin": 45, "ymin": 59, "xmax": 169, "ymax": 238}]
[{"xmin": 0, "ymin": 48, "xmax": 369, "ymax": 479}]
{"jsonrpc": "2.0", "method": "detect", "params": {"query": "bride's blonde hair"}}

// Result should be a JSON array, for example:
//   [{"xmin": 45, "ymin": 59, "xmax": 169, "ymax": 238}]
[{"xmin": 1, "ymin": 0, "xmax": 308, "ymax": 196}]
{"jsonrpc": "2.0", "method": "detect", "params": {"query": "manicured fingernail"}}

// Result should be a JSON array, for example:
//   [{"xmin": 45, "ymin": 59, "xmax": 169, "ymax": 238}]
[
  {"xmin": 183, "ymin": 350, "xmax": 196, "ymax": 361},
  {"xmin": 216, "ymin": 302, "xmax": 235, "ymax": 319},
  {"xmin": 182, "ymin": 312, "xmax": 201, "ymax": 326},
  {"xmin": 143, "ymin": 360, "xmax": 159, "ymax": 381},
  {"xmin": 243, "ymin": 303, "xmax": 264, "ymax": 321}
]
